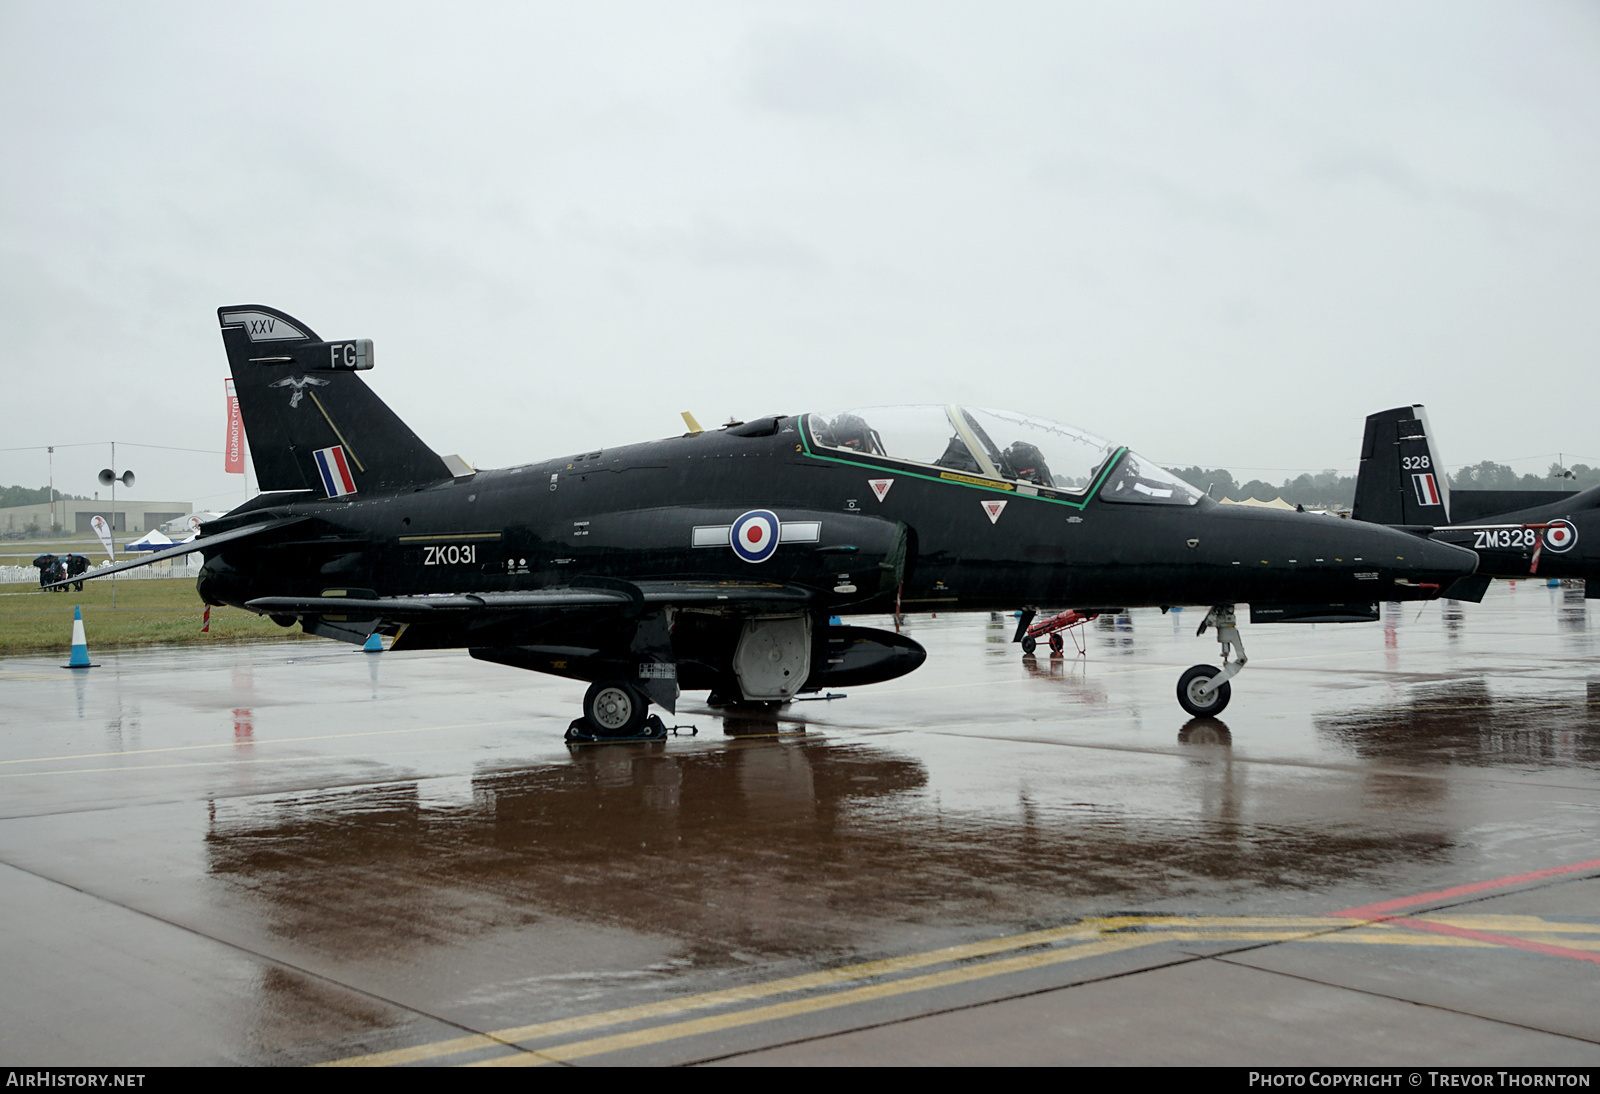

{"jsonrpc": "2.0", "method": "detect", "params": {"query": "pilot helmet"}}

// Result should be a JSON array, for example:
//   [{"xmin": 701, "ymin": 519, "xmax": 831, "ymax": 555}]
[{"xmin": 828, "ymin": 413, "xmax": 874, "ymax": 452}]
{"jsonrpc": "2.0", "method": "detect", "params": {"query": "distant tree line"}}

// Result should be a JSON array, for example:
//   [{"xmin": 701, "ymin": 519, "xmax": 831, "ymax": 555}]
[
  {"xmin": 1165, "ymin": 467, "xmax": 1358, "ymax": 508},
  {"xmin": 1448, "ymin": 462, "xmax": 1600, "ymax": 492},
  {"xmin": 1, "ymin": 484, "xmax": 88, "ymax": 508},
  {"xmin": 1165, "ymin": 462, "xmax": 1595, "ymax": 509}
]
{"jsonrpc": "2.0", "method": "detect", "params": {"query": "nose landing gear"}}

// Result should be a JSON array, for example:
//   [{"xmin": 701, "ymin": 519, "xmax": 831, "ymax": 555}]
[{"xmin": 1177, "ymin": 605, "xmax": 1245, "ymax": 717}]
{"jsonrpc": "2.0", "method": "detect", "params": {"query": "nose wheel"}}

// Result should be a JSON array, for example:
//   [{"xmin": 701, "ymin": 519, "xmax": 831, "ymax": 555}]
[
  {"xmin": 1177, "ymin": 605, "xmax": 1245, "ymax": 717},
  {"xmin": 1177, "ymin": 664, "xmax": 1231, "ymax": 717}
]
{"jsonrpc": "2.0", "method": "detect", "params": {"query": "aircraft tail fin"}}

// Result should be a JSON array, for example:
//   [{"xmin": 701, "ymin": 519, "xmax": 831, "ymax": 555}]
[
  {"xmin": 1352, "ymin": 405, "xmax": 1451, "ymax": 526},
  {"xmin": 218, "ymin": 306, "xmax": 453, "ymax": 495}
]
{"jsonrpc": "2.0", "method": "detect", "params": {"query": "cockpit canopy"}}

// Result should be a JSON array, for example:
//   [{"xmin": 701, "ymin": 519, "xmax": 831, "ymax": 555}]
[{"xmin": 805, "ymin": 405, "xmax": 1204, "ymax": 506}]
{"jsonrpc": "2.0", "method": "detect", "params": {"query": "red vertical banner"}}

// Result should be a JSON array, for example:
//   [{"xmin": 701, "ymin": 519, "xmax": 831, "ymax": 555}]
[{"xmin": 224, "ymin": 378, "xmax": 244, "ymax": 474}]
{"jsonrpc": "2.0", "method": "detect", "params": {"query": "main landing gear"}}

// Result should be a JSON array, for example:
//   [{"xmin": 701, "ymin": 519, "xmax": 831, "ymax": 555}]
[
  {"xmin": 567, "ymin": 681, "xmax": 671, "ymax": 742},
  {"xmin": 584, "ymin": 681, "xmax": 647, "ymax": 736},
  {"xmin": 1177, "ymin": 605, "xmax": 1245, "ymax": 718}
]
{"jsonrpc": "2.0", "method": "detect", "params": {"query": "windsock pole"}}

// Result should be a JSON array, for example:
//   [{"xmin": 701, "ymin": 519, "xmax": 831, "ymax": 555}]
[{"xmin": 63, "ymin": 606, "xmax": 99, "ymax": 669}]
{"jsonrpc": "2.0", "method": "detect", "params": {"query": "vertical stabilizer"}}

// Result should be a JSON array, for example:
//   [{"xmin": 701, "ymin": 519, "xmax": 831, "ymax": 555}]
[
  {"xmin": 1352, "ymin": 405, "xmax": 1451, "ymax": 526},
  {"xmin": 218, "ymin": 306, "xmax": 451, "ymax": 495}
]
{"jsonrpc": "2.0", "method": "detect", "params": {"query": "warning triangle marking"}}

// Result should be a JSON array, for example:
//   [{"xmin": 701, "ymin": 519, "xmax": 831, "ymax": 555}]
[
  {"xmin": 868, "ymin": 478, "xmax": 894, "ymax": 502},
  {"xmin": 982, "ymin": 499, "xmax": 1007, "ymax": 524}
]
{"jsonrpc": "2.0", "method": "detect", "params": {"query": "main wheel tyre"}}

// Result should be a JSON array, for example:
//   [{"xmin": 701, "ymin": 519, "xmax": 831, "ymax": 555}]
[
  {"xmin": 1021, "ymin": 636, "xmax": 1037, "ymax": 654},
  {"xmin": 583, "ymin": 681, "xmax": 648, "ymax": 737},
  {"xmin": 1176, "ymin": 664, "xmax": 1230, "ymax": 717}
]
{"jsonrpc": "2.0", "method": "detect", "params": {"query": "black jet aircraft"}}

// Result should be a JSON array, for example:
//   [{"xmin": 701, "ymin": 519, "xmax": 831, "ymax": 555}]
[
  {"xmin": 1353, "ymin": 405, "xmax": 1598, "ymax": 598},
  {"xmin": 55, "ymin": 306, "xmax": 1479, "ymax": 731}
]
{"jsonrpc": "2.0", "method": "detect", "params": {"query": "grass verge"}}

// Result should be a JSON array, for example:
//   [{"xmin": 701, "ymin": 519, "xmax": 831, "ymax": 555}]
[{"xmin": 0, "ymin": 578, "xmax": 314, "ymax": 653}]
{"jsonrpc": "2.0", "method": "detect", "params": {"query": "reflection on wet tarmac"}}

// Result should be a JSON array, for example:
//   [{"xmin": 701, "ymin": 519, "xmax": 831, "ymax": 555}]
[
  {"xmin": 717, "ymin": 711, "xmax": 792, "ymax": 737},
  {"xmin": 1016, "ymin": 654, "xmax": 1107, "ymax": 705},
  {"xmin": 70, "ymin": 668, "xmax": 88, "ymax": 719},
  {"xmin": 1177, "ymin": 718, "xmax": 1231, "ymax": 747},
  {"xmin": 1094, "ymin": 612, "xmax": 1136, "ymax": 655},
  {"xmin": 1442, "ymin": 599, "xmax": 1466, "ymax": 641},
  {"xmin": 1316, "ymin": 676, "xmax": 1600, "ymax": 768},
  {"xmin": 196, "ymin": 721, "xmax": 1471, "ymax": 991},
  {"xmin": 1556, "ymin": 581, "xmax": 1591, "ymax": 639},
  {"xmin": 199, "ymin": 743, "xmax": 932, "ymax": 992}
]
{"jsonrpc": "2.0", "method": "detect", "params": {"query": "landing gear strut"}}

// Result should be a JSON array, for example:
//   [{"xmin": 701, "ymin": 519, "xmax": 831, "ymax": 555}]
[{"xmin": 1177, "ymin": 605, "xmax": 1245, "ymax": 717}]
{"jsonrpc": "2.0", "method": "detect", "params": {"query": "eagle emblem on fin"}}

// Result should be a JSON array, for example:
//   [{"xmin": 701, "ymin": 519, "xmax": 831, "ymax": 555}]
[{"xmin": 270, "ymin": 375, "xmax": 330, "ymax": 408}]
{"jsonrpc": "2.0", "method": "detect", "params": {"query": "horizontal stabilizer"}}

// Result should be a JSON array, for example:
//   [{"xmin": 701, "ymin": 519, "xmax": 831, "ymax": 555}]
[{"xmin": 44, "ymin": 519, "xmax": 307, "ymax": 589}]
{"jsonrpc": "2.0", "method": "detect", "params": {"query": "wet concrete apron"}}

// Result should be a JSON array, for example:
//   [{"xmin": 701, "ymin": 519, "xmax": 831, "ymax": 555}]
[{"xmin": 2, "ymin": 582, "xmax": 1596, "ymax": 1065}]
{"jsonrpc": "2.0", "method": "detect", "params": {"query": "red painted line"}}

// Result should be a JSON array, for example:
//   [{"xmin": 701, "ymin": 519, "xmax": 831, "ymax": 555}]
[
  {"xmin": 1332, "ymin": 857, "xmax": 1600, "ymax": 920},
  {"xmin": 1390, "ymin": 918, "xmax": 1600, "ymax": 965}
]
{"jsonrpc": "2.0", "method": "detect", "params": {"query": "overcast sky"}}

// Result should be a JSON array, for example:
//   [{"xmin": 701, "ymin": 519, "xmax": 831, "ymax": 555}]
[{"xmin": 3, "ymin": 1, "xmax": 1598, "ymax": 508}]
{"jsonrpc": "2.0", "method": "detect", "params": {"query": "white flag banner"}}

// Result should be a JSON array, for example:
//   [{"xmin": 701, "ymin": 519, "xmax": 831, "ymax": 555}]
[{"xmin": 90, "ymin": 514, "xmax": 115, "ymax": 560}]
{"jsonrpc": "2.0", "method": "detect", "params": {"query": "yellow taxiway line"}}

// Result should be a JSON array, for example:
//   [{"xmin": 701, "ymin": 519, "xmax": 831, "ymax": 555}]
[{"xmin": 323, "ymin": 913, "xmax": 1600, "ymax": 1067}]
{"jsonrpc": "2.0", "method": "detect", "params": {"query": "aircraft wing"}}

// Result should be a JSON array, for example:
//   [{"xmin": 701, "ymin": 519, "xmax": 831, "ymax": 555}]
[
  {"xmin": 43, "ymin": 518, "xmax": 309, "ymax": 589},
  {"xmin": 246, "ymin": 588, "xmax": 639, "ymax": 618},
  {"xmin": 635, "ymin": 579, "xmax": 816, "ymax": 607},
  {"xmin": 246, "ymin": 579, "xmax": 816, "ymax": 621}
]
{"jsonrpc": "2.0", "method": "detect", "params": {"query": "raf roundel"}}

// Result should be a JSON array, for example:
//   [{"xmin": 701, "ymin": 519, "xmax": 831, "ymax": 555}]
[
  {"xmin": 1545, "ymin": 519, "xmax": 1578, "ymax": 553},
  {"xmin": 730, "ymin": 509, "xmax": 780, "ymax": 563}
]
